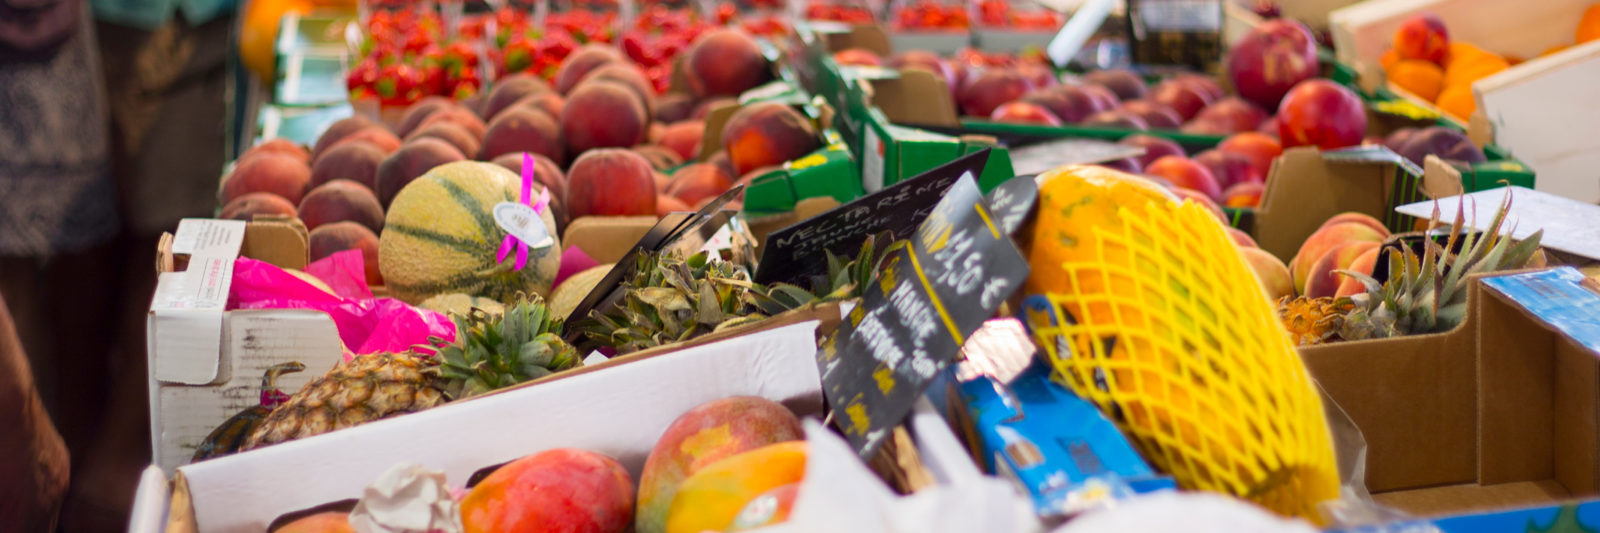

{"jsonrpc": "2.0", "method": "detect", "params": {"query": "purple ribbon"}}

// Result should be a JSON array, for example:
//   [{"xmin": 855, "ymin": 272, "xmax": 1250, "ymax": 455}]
[{"xmin": 497, "ymin": 153, "xmax": 552, "ymax": 271}]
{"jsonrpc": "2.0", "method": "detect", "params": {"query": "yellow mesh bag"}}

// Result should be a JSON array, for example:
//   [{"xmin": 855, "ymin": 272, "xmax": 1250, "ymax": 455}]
[{"xmin": 1023, "ymin": 190, "xmax": 1340, "ymax": 522}]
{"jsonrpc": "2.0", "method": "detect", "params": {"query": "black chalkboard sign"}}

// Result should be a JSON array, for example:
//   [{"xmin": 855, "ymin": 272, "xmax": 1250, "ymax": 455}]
[
  {"xmin": 753, "ymin": 149, "xmax": 992, "ymax": 286},
  {"xmin": 816, "ymin": 175, "xmax": 1031, "ymax": 458},
  {"xmin": 982, "ymin": 174, "xmax": 1040, "ymax": 236}
]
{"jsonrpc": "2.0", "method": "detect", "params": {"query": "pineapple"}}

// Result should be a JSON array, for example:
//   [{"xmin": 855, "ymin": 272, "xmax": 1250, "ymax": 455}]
[
  {"xmin": 193, "ymin": 362, "xmax": 304, "ymax": 461},
  {"xmin": 434, "ymin": 293, "xmax": 582, "ymax": 399},
  {"xmin": 1336, "ymin": 192, "xmax": 1542, "ymax": 340},
  {"xmin": 1276, "ymin": 296, "xmax": 1353, "ymax": 347},
  {"xmin": 242, "ymin": 295, "xmax": 579, "ymax": 450},
  {"xmin": 577, "ymin": 233, "xmax": 887, "ymax": 354},
  {"xmin": 242, "ymin": 351, "xmax": 447, "ymax": 450}
]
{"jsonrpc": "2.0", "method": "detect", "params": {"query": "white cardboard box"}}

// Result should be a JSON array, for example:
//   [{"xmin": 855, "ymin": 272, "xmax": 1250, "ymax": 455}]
[
  {"xmin": 147, "ymin": 219, "xmax": 345, "ymax": 475},
  {"xmin": 174, "ymin": 320, "xmax": 826, "ymax": 531}
]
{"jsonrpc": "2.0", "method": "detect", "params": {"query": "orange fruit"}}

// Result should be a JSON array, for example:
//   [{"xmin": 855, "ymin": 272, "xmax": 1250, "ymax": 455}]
[
  {"xmin": 1379, "ymin": 49, "xmax": 1401, "ymax": 70},
  {"xmin": 1578, "ymin": 4, "xmax": 1600, "ymax": 43},
  {"xmin": 1436, "ymin": 84, "xmax": 1477, "ymax": 119},
  {"xmin": 1542, "ymin": 44, "xmax": 1571, "ymax": 57},
  {"xmin": 239, "ymin": 0, "xmax": 314, "ymax": 81},
  {"xmin": 1387, "ymin": 60, "xmax": 1446, "ymax": 101},
  {"xmin": 1444, "ymin": 54, "xmax": 1508, "ymax": 87},
  {"xmin": 1443, "ymin": 42, "xmax": 1489, "ymax": 69}
]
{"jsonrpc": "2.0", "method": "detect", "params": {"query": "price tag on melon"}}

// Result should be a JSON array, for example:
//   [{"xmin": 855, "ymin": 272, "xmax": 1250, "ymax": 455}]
[{"xmin": 494, "ymin": 154, "xmax": 555, "ymax": 271}]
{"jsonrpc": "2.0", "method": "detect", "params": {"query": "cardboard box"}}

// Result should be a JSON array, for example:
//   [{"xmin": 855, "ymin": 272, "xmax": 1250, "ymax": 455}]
[
  {"xmin": 1331, "ymin": 0, "xmax": 1597, "ymax": 202},
  {"xmin": 1302, "ymin": 268, "xmax": 1600, "ymax": 518},
  {"xmin": 561, "ymin": 215, "xmax": 658, "ymax": 264},
  {"xmin": 148, "ymin": 218, "xmax": 346, "ymax": 475}
]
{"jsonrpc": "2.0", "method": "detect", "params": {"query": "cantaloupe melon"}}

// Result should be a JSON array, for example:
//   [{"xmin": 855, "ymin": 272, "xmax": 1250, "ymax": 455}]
[
  {"xmin": 549, "ymin": 264, "xmax": 613, "ymax": 320},
  {"xmin": 380, "ymin": 161, "xmax": 561, "ymax": 304}
]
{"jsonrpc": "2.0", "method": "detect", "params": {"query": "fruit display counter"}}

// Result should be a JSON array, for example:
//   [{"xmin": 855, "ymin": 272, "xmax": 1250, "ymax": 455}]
[{"xmin": 127, "ymin": 1, "xmax": 1600, "ymax": 532}]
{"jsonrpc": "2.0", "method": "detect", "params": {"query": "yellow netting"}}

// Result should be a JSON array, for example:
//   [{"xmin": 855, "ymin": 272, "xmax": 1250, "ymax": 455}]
[{"xmin": 1023, "ymin": 199, "xmax": 1340, "ymax": 522}]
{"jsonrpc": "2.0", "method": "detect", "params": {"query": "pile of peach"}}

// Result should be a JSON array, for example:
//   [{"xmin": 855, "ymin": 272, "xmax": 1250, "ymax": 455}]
[
  {"xmin": 225, "ymin": 29, "xmax": 823, "ymax": 284},
  {"xmin": 1382, "ymin": 6, "xmax": 1600, "ymax": 120},
  {"xmin": 1110, "ymin": 131, "xmax": 1279, "ymax": 212}
]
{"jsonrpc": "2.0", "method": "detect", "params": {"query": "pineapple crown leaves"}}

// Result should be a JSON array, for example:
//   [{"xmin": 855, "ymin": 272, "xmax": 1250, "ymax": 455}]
[
  {"xmin": 430, "ymin": 293, "xmax": 581, "ymax": 399},
  {"xmin": 1333, "ymin": 188, "xmax": 1542, "ymax": 338}
]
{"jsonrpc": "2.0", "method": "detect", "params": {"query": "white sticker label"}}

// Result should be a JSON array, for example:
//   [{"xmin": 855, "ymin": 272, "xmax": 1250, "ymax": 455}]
[
  {"xmin": 863, "ymin": 127, "xmax": 886, "ymax": 193},
  {"xmin": 171, "ymin": 219, "xmax": 247, "ymax": 257},
  {"xmin": 492, "ymin": 202, "xmax": 555, "ymax": 250}
]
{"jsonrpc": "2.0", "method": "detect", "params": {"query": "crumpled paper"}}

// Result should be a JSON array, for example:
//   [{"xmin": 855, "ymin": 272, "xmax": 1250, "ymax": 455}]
[
  {"xmin": 765, "ymin": 419, "xmax": 1040, "ymax": 533},
  {"xmin": 349, "ymin": 463, "xmax": 463, "ymax": 533},
  {"xmin": 1053, "ymin": 492, "xmax": 1320, "ymax": 533}
]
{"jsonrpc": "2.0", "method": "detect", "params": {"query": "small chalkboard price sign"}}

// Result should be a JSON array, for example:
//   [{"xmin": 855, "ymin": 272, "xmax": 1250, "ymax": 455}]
[
  {"xmin": 982, "ymin": 174, "xmax": 1040, "ymax": 236},
  {"xmin": 816, "ymin": 174, "xmax": 1031, "ymax": 458},
  {"xmin": 753, "ymin": 150, "xmax": 993, "ymax": 286}
]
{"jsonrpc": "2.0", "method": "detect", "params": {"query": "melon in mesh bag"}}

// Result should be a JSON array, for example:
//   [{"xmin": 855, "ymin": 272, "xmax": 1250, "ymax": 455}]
[{"xmin": 1021, "ymin": 165, "xmax": 1340, "ymax": 522}]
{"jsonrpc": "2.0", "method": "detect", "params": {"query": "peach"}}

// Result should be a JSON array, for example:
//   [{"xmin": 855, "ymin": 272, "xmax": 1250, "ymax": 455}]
[
  {"xmin": 491, "ymin": 152, "xmax": 570, "ymax": 234},
  {"xmin": 482, "ymin": 73, "xmax": 554, "ymax": 120},
  {"xmin": 1395, "ymin": 126, "xmax": 1485, "ymax": 166},
  {"xmin": 1120, "ymin": 134, "xmax": 1186, "ymax": 168},
  {"xmin": 243, "ymin": 138, "xmax": 309, "ymax": 164},
  {"xmin": 1393, "ymin": 13, "xmax": 1450, "ymax": 64},
  {"xmin": 1319, "ymin": 212, "xmax": 1390, "ymax": 238},
  {"xmin": 1097, "ymin": 157, "xmax": 1141, "ymax": 174},
  {"xmin": 1223, "ymin": 181, "xmax": 1265, "ymax": 208},
  {"xmin": 635, "ymin": 396, "xmax": 802, "ymax": 533},
  {"xmin": 1022, "ymin": 86, "xmax": 1103, "ymax": 124},
  {"xmin": 395, "ymin": 96, "xmax": 456, "ymax": 137},
  {"xmin": 461, "ymin": 449, "xmax": 634, "ymax": 533},
  {"xmin": 220, "ymin": 192, "xmax": 297, "ymax": 221},
  {"xmin": 659, "ymin": 121, "xmax": 705, "ymax": 161},
  {"xmin": 1018, "ymin": 63, "xmax": 1059, "ymax": 90},
  {"xmin": 554, "ymin": 44, "xmax": 624, "ymax": 95},
  {"xmin": 1150, "ymin": 80, "xmax": 1213, "ymax": 121},
  {"xmin": 418, "ymin": 107, "xmax": 488, "ymax": 140},
  {"xmin": 1080, "ymin": 83, "xmax": 1121, "ymax": 110},
  {"xmin": 579, "ymin": 63, "xmax": 657, "ymax": 115},
  {"xmin": 311, "ymin": 116, "xmax": 379, "ymax": 161},
  {"xmin": 1227, "ymin": 19, "xmax": 1319, "ymax": 109},
  {"xmin": 1240, "ymin": 247, "xmax": 1294, "ymax": 302},
  {"xmin": 666, "ymin": 163, "xmax": 736, "ymax": 206},
  {"xmin": 656, "ymin": 194, "xmax": 690, "ymax": 217},
  {"xmin": 653, "ymin": 171, "xmax": 670, "ymax": 193},
  {"xmin": 374, "ymin": 138, "xmax": 466, "ymax": 208},
  {"xmin": 514, "ymin": 92, "xmax": 564, "ymax": 122},
  {"xmin": 1172, "ymin": 74, "xmax": 1226, "ymax": 101},
  {"xmin": 326, "ymin": 127, "xmax": 402, "ymax": 157},
  {"xmin": 1084, "ymin": 69, "xmax": 1148, "ymax": 100},
  {"xmin": 655, "ymin": 93, "xmax": 696, "ymax": 123},
  {"xmin": 1145, "ymin": 155, "xmax": 1221, "ymax": 200},
  {"xmin": 222, "ymin": 152, "xmax": 312, "ymax": 205},
  {"xmin": 310, "ymin": 142, "xmax": 386, "ymax": 191},
  {"xmin": 990, "ymin": 101, "xmax": 1062, "ymax": 126},
  {"xmin": 276, "ymin": 511, "xmax": 354, "ymax": 533},
  {"xmin": 721, "ymin": 102, "xmax": 821, "ymax": 176},
  {"xmin": 1181, "ymin": 118, "xmax": 1233, "ymax": 136},
  {"xmin": 1291, "ymin": 222, "xmax": 1386, "ymax": 294},
  {"xmin": 1227, "ymin": 227, "xmax": 1258, "ymax": 248},
  {"xmin": 309, "ymin": 221, "xmax": 382, "ymax": 286},
  {"xmin": 685, "ymin": 29, "xmax": 772, "ymax": 99},
  {"xmin": 1194, "ymin": 97, "xmax": 1269, "ymax": 133},
  {"xmin": 1081, "ymin": 109, "xmax": 1148, "ymax": 130},
  {"xmin": 1335, "ymin": 247, "xmax": 1382, "ymax": 297},
  {"xmin": 1118, "ymin": 100, "xmax": 1182, "ymax": 130},
  {"xmin": 404, "ymin": 122, "xmax": 480, "ymax": 159},
  {"xmin": 1217, "ymin": 132, "xmax": 1283, "ymax": 174},
  {"xmin": 1304, "ymin": 241, "xmax": 1380, "ymax": 298},
  {"xmin": 664, "ymin": 441, "xmax": 807, "ymax": 533},
  {"xmin": 561, "ymin": 80, "xmax": 650, "ymax": 157},
  {"xmin": 566, "ymin": 148, "xmax": 657, "ymax": 218},
  {"xmin": 1171, "ymin": 187, "xmax": 1228, "ymax": 223},
  {"xmin": 481, "ymin": 108, "xmax": 564, "ymax": 164},
  {"xmin": 832, "ymin": 48, "xmax": 881, "ymax": 66},
  {"xmin": 1277, "ymin": 79, "xmax": 1366, "ymax": 150},
  {"xmin": 1194, "ymin": 149, "xmax": 1264, "ymax": 191},
  {"xmin": 634, "ymin": 144, "xmax": 684, "ymax": 171},
  {"xmin": 708, "ymin": 150, "xmax": 737, "ymax": 180},
  {"xmin": 298, "ymin": 179, "xmax": 384, "ymax": 233},
  {"xmin": 1382, "ymin": 127, "xmax": 1420, "ymax": 152},
  {"xmin": 957, "ymin": 69, "xmax": 1030, "ymax": 117},
  {"xmin": 692, "ymin": 97, "xmax": 738, "ymax": 120}
]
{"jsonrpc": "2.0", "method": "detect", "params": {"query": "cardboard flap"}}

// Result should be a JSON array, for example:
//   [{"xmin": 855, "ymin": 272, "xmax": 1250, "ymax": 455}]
[
  {"xmin": 1423, "ymin": 155, "xmax": 1466, "ymax": 199},
  {"xmin": 1254, "ymin": 147, "xmax": 1406, "ymax": 261},
  {"xmin": 821, "ymin": 23, "xmax": 892, "ymax": 56},
  {"xmin": 241, "ymin": 217, "xmax": 310, "ymax": 270},
  {"xmin": 870, "ymin": 69, "xmax": 960, "ymax": 128},
  {"xmin": 561, "ymin": 216, "xmax": 658, "ymax": 265}
]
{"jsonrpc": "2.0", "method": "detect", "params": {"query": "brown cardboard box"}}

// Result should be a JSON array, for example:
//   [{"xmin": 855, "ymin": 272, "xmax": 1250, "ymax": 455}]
[
  {"xmin": 1301, "ymin": 270, "xmax": 1600, "ymax": 517},
  {"xmin": 1254, "ymin": 147, "xmax": 1458, "ymax": 262},
  {"xmin": 561, "ymin": 216, "xmax": 657, "ymax": 264}
]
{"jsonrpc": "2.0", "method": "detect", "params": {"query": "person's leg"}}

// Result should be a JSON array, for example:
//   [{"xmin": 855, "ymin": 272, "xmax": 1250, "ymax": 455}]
[{"xmin": 0, "ymin": 288, "xmax": 71, "ymax": 531}]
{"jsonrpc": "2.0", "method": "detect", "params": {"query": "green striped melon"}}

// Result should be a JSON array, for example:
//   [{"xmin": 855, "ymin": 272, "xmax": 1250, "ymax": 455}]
[
  {"xmin": 418, "ymin": 293, "xmax": 507, "ymax": 317},
  {"xmin": 380, "ymin": 161, "xmax": 561, "ymax": 304}
]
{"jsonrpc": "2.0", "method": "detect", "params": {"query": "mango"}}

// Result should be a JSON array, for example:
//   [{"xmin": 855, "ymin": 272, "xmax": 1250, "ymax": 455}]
[
  {"xmin": 461, "ymin": 448, "xmax": 634, "ymax": 533},
  {"xmin": 635, "ymin": 396, "xmax": 803, "ymax": 533},
  {"xmin": 664, "ymin": 441, "xmax": 808, "ymax": 533}
]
